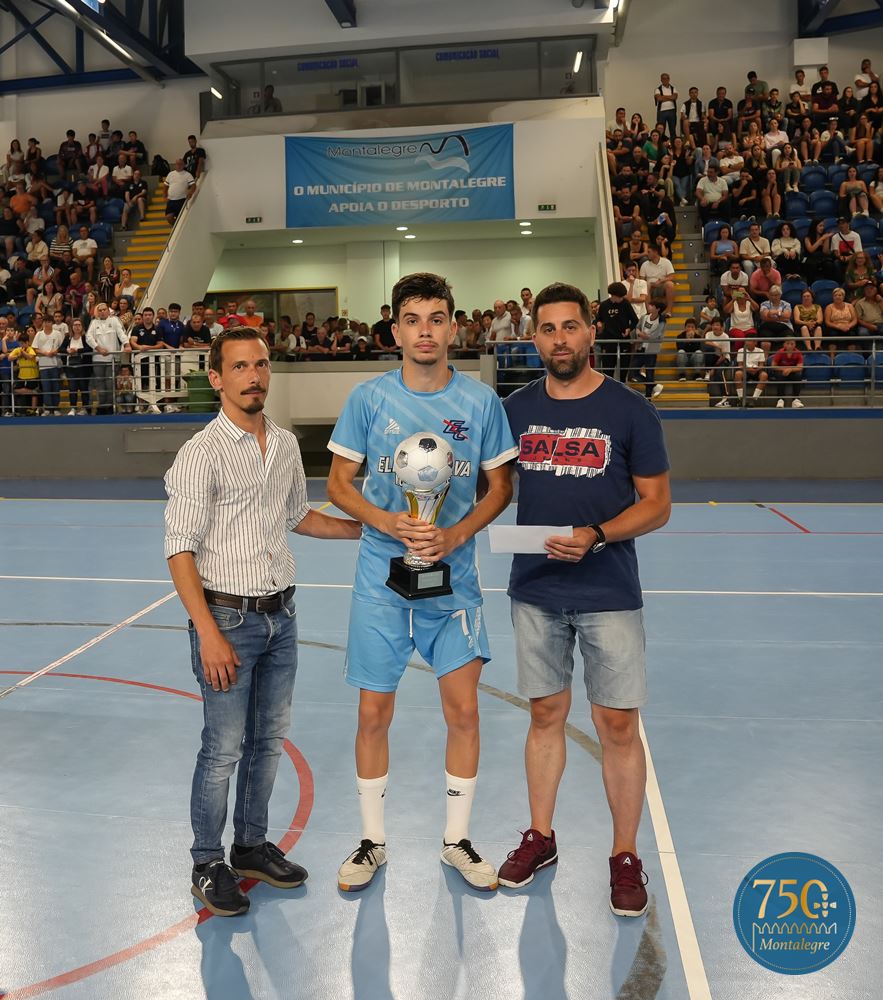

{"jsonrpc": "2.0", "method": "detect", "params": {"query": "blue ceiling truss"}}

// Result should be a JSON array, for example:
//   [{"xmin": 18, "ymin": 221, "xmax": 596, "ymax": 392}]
[
  {"xmin": 0, "ymin": 0, "xmax": 204, "ymax": 92},
  {"xmin": 798, "ymin": 0, "xmax": 883, "ymax": 35}
]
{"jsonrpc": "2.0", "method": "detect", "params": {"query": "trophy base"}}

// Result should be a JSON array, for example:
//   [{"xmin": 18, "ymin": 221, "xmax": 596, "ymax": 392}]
[{"xmin": 386, "ymin": 557, "xmax": 453, "ymax": 601}]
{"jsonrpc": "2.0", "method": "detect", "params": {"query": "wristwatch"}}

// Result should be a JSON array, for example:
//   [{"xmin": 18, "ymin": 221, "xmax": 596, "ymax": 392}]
[{"xmin": 588, "ymin": 523, "xmax": 607, "ymax": 554}]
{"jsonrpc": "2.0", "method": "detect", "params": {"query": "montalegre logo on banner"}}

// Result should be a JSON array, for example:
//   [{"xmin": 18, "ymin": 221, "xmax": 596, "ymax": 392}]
[{"xmin": 285, "ymin": 125, "xmax": 514, "ymax": 228}]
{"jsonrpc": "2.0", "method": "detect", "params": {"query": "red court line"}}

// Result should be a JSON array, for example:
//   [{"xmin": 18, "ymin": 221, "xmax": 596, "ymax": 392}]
[
  {"xmin": 0, "ymin": 671, "xmax": 314, "ymax": 1000},
  {"xmin": 763, "ymin": 506, "xmax": 812, "ymax": 533}
]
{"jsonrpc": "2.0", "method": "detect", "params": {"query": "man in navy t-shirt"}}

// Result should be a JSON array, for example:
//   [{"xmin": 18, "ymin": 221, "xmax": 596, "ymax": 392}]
[{"xmin": 496, "ymin": 282, "xmax": 671, "ymax": 919}]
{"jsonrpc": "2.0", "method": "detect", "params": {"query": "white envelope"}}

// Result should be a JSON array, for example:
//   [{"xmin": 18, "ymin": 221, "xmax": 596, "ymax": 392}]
[{"xmin": 487, "ymin": 525, "xmax": 574, "ymax": 554}]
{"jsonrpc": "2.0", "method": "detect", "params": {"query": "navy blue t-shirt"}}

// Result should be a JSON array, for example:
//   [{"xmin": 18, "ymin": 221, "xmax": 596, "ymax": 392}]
[{"xmin": 503, "ymin": 375, "xmax": 669, "ymax": 612}]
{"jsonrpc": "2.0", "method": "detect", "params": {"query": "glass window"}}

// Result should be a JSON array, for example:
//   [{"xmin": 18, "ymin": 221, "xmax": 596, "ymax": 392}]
[
  {"xmin": 399, "ymin": 42, "xmax": 538, "ymax": 106},
  {"xmin": 540, "ymin": 38, "xmax": 594, "ymax": 99},
  {"xmin": 266, "ymin": 51, "xmax": 397, "ymax": 115}
]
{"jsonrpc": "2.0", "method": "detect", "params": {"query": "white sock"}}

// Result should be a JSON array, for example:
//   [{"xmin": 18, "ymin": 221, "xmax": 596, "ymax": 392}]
[
  {"xmin": 737, "ymin": 387, "xmax": 744, "ymax": 397},
  {"xmin": 356, "ymin": 773, "xmax": 387, "ymax": 844},
  {"xmin": 444, "ymin": 771, "xmax": 477, "ymax": 844},
  {"xmin": 753, "ymin": 386, "xmax": 762, "ymax": 398}
]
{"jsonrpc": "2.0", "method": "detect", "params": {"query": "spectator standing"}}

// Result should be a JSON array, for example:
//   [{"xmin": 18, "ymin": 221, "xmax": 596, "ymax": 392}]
[
  {"xmin": 675, "ymin": 318, "xmax": 705, "ymax": 380},
  {"xmin": 854, "ymin": 58, "xmax": 878, "ymax": 101},
  {"xmin": 33, "ymin": 315, "xmax": 63, "ymax": 415},
  {"xmin": 116, "ymin": 363, "xmax": 136, "ymax": 413},
  {"xmin": 595, "ymin": 282, "xmax": 638, "ymax": 379},
  {"xmin": 623, "ymin": 261, "xmax": 649, "ymax": 320},
  {"xmin": 771, "ymin": 337, "xmax": 805, "ymax": 407},
  {"xmin": 122, "ymin": 169, "xmax": 148, "ymax": 229},
  {"xmin": 183, "ymin": 135, "xmax": 207, "ymax": 179},
  {"xmin": 86, "ymin": 301, "xmax": 128, "ymax": 414},
  {"xmin": 8, "ymin": 329, "xmax": 40, "ymax": 413},
  {"xmin": 0, "ymin": 320, "xmax": 20, "ymax": 415},
  {"xmin": 164, "ymin": 159, "xmax": 196, "ymax": 226},
  {"xmin": 61, "ymin": 317, "xmax": 91, "ymax": 414},
  {"xmin": 629, "ymin": 300, "xmax": 666, "ymax": 398},
  {"xmin": 654, "ymin": 73, "xmax": 678, "ymax": 141},
  {"xmin": 159, "ymin": 303, "xmax": 186, "ymax": 348}
]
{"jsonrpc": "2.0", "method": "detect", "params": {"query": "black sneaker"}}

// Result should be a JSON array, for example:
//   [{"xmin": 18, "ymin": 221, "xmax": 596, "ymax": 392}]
[
  {"xmin": 191, "ymin": 859, "xmax": 250, "ymax": 917},
  {"xmin": 230, "ymin": 841, "xmax": 308, "ymax": 889}
]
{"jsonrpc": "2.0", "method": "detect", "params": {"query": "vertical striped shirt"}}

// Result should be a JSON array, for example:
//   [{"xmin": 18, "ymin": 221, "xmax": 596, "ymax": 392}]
[{"xmin": 164, "ymin": 410, "xmax": 311, "ymax": 596}]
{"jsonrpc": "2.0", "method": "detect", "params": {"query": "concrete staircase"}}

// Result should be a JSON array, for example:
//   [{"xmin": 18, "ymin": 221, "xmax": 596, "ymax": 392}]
[
  {"xmin": 120, "ymin": 182, "xmax": 170, "ymax": 296},
  {"xmin": 654, "ymin": 205, "xmax": 711, "ymax": 408}
]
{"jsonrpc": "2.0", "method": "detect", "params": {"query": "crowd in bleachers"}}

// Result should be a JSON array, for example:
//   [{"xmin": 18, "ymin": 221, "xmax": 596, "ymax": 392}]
[{"xmin": 604, "ymin": 59, "xmax": 883, "ymax": 405}]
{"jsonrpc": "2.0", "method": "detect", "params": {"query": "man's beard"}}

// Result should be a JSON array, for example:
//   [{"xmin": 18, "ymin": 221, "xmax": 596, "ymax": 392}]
[
  {"xmin": 545, "ymin": 347, "xmax": 591, "ymax": 380},
  {"xmin": 241, "ymin": 395, "xmax": 265, "ymax": 413}
]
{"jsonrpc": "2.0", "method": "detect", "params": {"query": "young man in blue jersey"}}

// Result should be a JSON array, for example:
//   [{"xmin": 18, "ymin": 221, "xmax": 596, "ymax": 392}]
[
  {"xmin": 327, "ymin": 272, "xmax": 518, "ymax": 892},
  {"xmin": 497, "ymin": 283, "xmax": 671, "ymax": 917}
]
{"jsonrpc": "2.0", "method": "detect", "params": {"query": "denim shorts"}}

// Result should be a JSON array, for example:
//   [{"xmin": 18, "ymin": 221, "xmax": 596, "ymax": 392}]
[
  {"xmin": 345, "ymin": 596, "xmax": 490, "ymax": 693},
  {"xmin": 510, "ymin": 598, "xmax": 646, "ymax": 708}
]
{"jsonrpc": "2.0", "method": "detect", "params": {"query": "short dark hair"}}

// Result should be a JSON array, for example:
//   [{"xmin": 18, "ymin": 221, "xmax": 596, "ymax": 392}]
[
  {"xmin": 168, "ymin": 302, "xmax": 182, "ymax": 311},
  {"xmin": 191, "ymin": 300, "xmax": 204, "ymax": 309},
  {"xmin": 607, "ymin": 281, "xmax": 628, "ymax": 297},
  {"xmin": 390, "ymin": 272, "xmax": 454, "ymax": 322},
  {"xmin": 188, "ymin": 134, "xmax": 197, "ymax": 141},
  {"xmin": 208, "ymin": 326, "xmax": 266, "ymax": 373},
  {"xmin": 142, "ymin": 306, "xmax": 154, "ymax": 314},
  {"xmin": 531, "ymin": 282, "xmax": 593, "ymax": 327}
]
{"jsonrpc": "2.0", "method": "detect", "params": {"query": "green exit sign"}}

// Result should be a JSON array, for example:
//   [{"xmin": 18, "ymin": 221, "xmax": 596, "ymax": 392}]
[
  {"xmin": 245, "ymin": 216, "xmax": 262, "ymax": 224},
  {"xmin": 537, "ymin": 203, "xmax": 557, "ymax": 212}
]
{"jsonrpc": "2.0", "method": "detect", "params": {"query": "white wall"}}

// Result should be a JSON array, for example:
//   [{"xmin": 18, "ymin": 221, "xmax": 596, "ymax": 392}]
[
  {"xmin": 185, "ymin": 0, "xmax": 612, "ymax": 65},
  {"xmin": 208, "ymin": 234, "xmax": 596, "ymax": 322},
  {"xmin": 0, "ymin": 78, "xmax": 203, "ymax": 163},
  {"xmin": 602, "ymin": 0, "xmax": 883, "ymax": 127}
]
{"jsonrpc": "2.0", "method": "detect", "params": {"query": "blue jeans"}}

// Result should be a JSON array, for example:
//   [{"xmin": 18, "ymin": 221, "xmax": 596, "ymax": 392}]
[
  {"xmin": 673, "ymin": 175, "xmax": 691, "ymax": 203},
  {"xmin": 188, "ymin": 596, "xmax": 298, "ymax": 864},
  {"xmin": 39, "ymin": 367, "xmax": 60, "ymax": 409}
]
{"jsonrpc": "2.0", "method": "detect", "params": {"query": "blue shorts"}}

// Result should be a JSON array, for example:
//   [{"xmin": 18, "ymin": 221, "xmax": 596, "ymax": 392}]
[
  {"xmin": 345, "ymin": 595, "xmax": 491, "ymax": 692},
  {"xmin": 511, "ymin": 599, "xmax": 646, "ymax": 708}
]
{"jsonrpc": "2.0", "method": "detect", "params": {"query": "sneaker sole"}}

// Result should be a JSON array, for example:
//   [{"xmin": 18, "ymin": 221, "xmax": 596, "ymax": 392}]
[
  {"xmin": 190, "ymin": 884, "xmax": 249, "ymax": 917},
  {"xmin": 440, "ymin": 855, "xmax": 498, "ymax": 891},
  {"xmin": 609, "ymin": 898, "xmax": 649, "ymax": 918},
  {"xmin": 231, "ymin": 867, "xmax": 306, "ymax": 889},
  {"xmin": 498, "ymin": 854, "xmax": 558, "ymax": 888},
  {"xmin": 338, "ymin": 857, "xmax": 386, "ymax": 892}
]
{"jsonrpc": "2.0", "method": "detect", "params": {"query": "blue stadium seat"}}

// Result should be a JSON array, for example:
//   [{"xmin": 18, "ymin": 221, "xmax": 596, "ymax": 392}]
[
  {"xmin": 43, "ymin": 154, "xmax": 59, "ymax": 176},
  {"xmin": 821, "ymin": 216, "xmax": 839, "ymax": 233},
  {"xmin": 89, "ymin": 223, "xmax": 113, "ymax": 246},
  {"xmin": 878, "ymin": 218, "xmax": 883, "ymax": 241},
  {"xmin": 833, "ymin": 351, "xmax": 868, "ymax": 384},
  {"xmin": 99, "ymin": 199, "xmax": 124, "ymax": 223},
  {"xmin": 809, "ymin": 190, "xmax": 837, "ymax": 217},
  {"xmin": 799, "ymin": 165, "xmax": 827, "ymax": 191},
  {"xmin": 761, "ymin": 218, "xmax": 780, "ymax": 241},
  {"xmin": 802, "ymin": 351, "xmax": 832, "ymax": 383},
  {"xmin": 857, "ymin": 163, "xmax": 878, "ymax": 185},
  {"xmin": 827, "ymin": 164, "xmax": 848, "ymax": 190},
  {"xmin": 791, "ymin": 217, "xmax": 812, "ymax": 240},
  {"xmin": 864, "ymin": 244, "xmax": 882, "ymax": 261},
  {"xmin": 811, "ymin": 279, "xmax": 839, "ymax": 308},
  {"xmin": 0, "ymin": 305, "xmax": 16, "ymax": 317},
  {"xmin": 703, "ymin": 220, "xmax": 727, "ymax": 245},
  {"xmin": 16, "ymin": 306, "xmax": 35, "ymax": 326},
  {"xmin": 781, "ymin": 278, "xmax": 808, "ymax": 306},
  {"xmin": 43, "ymin": 225, "xmax": 58, "ymax": 244},
  {"xmin": 733, "ymin": 220, "xmax": 752, "ymax": 242},
  {"xmin": 872, "ymin": 355, "xmax": 883, "ymax": 385},
  {"xmin": 785, "ymin": 191, "xmax": 810, "ymax": 218},
  {"xmin": 851, "ymin": 217, "xmax": 879, "ymax": 246}
]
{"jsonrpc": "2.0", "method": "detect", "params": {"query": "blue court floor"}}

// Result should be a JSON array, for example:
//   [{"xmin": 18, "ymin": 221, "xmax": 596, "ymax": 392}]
[{"xmin": 0, "ymin": 485, "xmax": 880, "ymax": 1000}]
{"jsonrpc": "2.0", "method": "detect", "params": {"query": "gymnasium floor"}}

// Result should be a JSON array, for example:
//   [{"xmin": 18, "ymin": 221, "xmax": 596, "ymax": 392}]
[{"xmin": 1, "ymin": 481, "xmax": 880, "ymax": 1000}]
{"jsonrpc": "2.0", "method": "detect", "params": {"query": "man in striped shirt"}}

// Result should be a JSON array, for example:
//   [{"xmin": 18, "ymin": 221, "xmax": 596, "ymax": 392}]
[{"xmin": 164, "ymin": 326, "xmax": 360, "ymax": 917}]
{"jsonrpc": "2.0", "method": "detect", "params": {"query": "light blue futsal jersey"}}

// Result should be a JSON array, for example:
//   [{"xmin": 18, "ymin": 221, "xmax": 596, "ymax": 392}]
[{"xmin": 328, "ymin": 366, "xmax": 518, "ymax": 612}]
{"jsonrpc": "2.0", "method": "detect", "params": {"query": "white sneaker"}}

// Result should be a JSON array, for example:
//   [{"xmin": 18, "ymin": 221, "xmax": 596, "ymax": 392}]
[
  {"xmin": 147, "ymin": 403, "xmax": 162, "ymax": 414},
  {"xmin": 78, "ymin": 408, "xmax": 88, "ymax": 415},
  {"xmin": 164, "ymin": 404, "xmax": 180, "ymax": 413},
  {"xmin": 67, "ymin": 408, "xmax": 77, "ymax": 416},
  {"xmin": 703, "ymin": 373, "xmax": 711, "ymax": 381},
  {"xmin": 440, "ymin": 839, "xmax": 498, "ymax": 891},
  {"xmin": 40, "ymin": 408, "xmax": 50, "ymax": 416},
  {"xmin": 54, "ymin": 409, "xmax": 62, "ymax": 416},
  {"xmin": 791, "ymin": 398, "xmax": 804, "ymax": 408},
  {"xmin": 715, "ymin": 398, "xmax": 730, "ymax": 407},
  {"xmin": 776, "ymin": 398, "xmax": 785, "ymax": 408},
  {"xmin": 337, "ymin": 839, "xmax": 386, "ymax": 892},
  {"xmin": 652, "ymin": 383, "xmax": 664, "ymax": 398}
]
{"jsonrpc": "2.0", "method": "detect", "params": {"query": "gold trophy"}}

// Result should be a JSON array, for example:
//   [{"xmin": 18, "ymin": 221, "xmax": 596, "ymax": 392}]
[{"xmin": 385, "ymin": 432, "xmax": 455, "ymax": 600}]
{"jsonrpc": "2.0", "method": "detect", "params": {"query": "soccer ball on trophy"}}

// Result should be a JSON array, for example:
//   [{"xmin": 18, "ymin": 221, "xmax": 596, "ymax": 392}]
[{"xmin": 393, "ymin": 432, "xmax": 454, "ymax": 493}]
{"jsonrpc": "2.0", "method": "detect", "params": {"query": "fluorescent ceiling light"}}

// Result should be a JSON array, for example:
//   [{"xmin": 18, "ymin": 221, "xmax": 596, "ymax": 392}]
[
  {"xmin": 520, "ymin": 230, "xmax": 533, "ymax": 236},
  {"xmin": 292, "ymin": 239, "xmax": 304, "ymax": 244},
  {"xmin": 404, "ymin": 234, "xmax": 416, "ymax": 239},
  {"xmin": 210, "ymin": 87, "xmax": 223, "ymax": 99},
  {"xmin": 519, "ymin": 221, "xmax": 531, "ymax": 227},
  {"xmin": 396, "ymin": 225, "xmax": 408, "ymax": 231},
  {"xmin": 573, "ymin": 51, "xmax": 583, "ymax": 75}
]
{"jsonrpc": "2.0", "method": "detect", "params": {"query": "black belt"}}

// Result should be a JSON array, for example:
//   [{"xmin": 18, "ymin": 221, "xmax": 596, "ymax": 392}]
[{"xmin": 204, "ymin": 585, "xmax": 295, "ymax": 614}]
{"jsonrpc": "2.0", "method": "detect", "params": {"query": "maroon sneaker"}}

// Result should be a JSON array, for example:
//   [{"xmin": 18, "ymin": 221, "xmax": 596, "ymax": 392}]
[
  {"xmin": 609, "ymin": 851, "xmax": 648, "ymax": 916},
  {"xmin": 498, "ymin": 829, "xmax": 558, "ymax": 888}
]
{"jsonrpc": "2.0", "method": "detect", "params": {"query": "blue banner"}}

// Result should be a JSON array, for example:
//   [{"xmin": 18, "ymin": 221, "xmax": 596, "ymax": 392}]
[{"xmin": 285, "ymin": 125, "xmax": 514, "ymax": 228}]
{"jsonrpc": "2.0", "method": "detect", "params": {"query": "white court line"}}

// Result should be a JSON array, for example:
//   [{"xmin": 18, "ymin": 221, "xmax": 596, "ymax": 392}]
[
  {"xmin": 639, "ymin": 717, "xmax": 713, "ymax": 1000},
  {"xmin": 0, "ymin": 591, "xmax": 176, "ymax": 701},
  {"xmin": 1, "ymin": 575, "xmax": 882, "ymax": 598}
]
